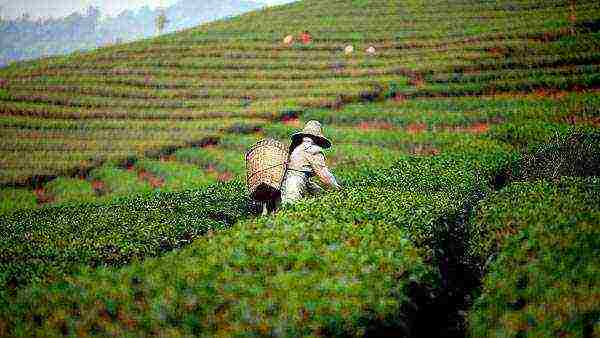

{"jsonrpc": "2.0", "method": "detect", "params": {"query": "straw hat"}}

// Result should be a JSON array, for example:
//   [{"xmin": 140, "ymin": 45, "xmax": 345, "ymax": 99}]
[
  {"xmin": 366, "ymin": 46, "xmax": 376, "ymax": 55},
  {"xmin": 283, "ymin": 35, "xmax": 293, "ymax": 44},
  {"xmin": 291, "ymin": 120, "xmax": 332, "ymax": 149},
  {"xmin": 344, "ymin": 45, "xmax": 354, "ymax": 55}
]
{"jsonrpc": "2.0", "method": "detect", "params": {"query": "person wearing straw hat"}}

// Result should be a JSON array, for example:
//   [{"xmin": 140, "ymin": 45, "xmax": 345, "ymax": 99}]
[{"xmin": 281, "ymin": 120, "xmax": 341, "ymax": 205}]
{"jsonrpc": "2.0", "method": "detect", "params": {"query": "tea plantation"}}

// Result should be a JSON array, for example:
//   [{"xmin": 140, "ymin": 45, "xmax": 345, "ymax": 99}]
[{"xmin": 0, "ymin": 0, "xmax": 599, "ymax": 336}]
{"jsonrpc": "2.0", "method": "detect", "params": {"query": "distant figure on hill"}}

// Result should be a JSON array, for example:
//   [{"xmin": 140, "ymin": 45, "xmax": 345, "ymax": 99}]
[
  {"xmin": 281, "ymin": 120, "xmax": 341, "ymax": 204},
  {"xmin": 283, "ymin": 35, "xmax": 294, "ymax": 45},
  {"xmin": 300, "ymin": 30, "xmax": 312, "ymax": 44},
  {"xmin": 366, "ymin": 46, "xmax": 376, "ymax": 55},
  {"xmin": 344, "ymin": 45, "xmax": 354, "ymax": 55}
]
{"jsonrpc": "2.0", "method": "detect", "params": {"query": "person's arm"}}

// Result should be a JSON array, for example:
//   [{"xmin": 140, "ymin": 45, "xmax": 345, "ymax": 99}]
[
  {"xmin": 315, "ymin": 165, "xmax": 341, "ymax": 189},
  {"xmin": 306, "ymin": 146, "xmax": 341, "ymax": 189}
]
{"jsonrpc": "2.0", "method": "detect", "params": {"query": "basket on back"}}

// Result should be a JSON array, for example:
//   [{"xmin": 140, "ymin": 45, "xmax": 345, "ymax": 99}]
[{"xmin": 245, "ymin": 139, "xmax": 288, "ymax": 201}]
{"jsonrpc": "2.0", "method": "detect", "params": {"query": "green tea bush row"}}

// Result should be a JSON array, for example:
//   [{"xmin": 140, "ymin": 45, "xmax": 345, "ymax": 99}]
[
  {"xmin": 6, "ymin": 83, "xmax": 367, "ymax": 101},
  {"xmin": 519, "ymin": 131, "xmax": 600, "ymax": 181},
  {"xmin": 174, "ymin": 147, "xmax": 245, "ymax": 176},
  {"xmin": 0, "ymin": 188, "xmax": 37, "ymax": 215},
  {"xmin": 0, "ymin": 180, "xmax": 253, "ymax": 292},
  {"xmin": 468, "ymin": 177, "xmax": 600, "ymax": 337},
  {"xmin": 0, "ymin": 193, "xmax": 435, "ymax": 336},
  {"xmin": 0, "ymin": 150, "xmax": 507, "ymax": 336},
  {"xmin": 44, "ymin": 177, "xmax": 97, "ymax": 204},
  {"xmin": 0, "ymin": 141, "xmax": 523, "ymax": 335},
  {"xmin": 135, "ymin": 159, "xmax": 217, "ymax": 191},
  {"xmin": 88, "ymin": 165, "xmax": 153, "ymax": 197},
  {"xmin": 487, "ymin": 121, "xmax": 572, "ymax": 150}
]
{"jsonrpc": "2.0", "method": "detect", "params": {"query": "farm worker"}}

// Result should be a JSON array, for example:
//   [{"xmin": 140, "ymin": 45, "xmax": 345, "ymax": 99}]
[
  {"xmin": 281, "ymin": 120, "xmax": 341, "ymax": 205},
  {"xmin": 366, "ymin": 46, "xmax": 376, "ymax": 55},
  {"xmin": 344, "ymin": 44, "xmax": 354, "ymax": 55},
  {"xmin": 283, "ymin": 34, "xmax": 294, "ymax": 45},
  {"xmin": 300, "ymin": 30, "xmax": 312, "ymax": 44}
]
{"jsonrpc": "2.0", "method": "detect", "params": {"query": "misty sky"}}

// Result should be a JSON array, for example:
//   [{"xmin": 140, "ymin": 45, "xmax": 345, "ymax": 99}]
[{"xmin": 0, "ymin": 0, "xmax": 295, "ymax": 19}]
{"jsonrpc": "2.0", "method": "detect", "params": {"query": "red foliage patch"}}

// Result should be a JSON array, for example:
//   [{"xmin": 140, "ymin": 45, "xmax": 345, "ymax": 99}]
[
  {"xmin": 91, "ymin": 180, "xmax": 105, "ymax": 194},
  {"xmin": 406, "ymin": 123, "xmax": 427, "ymax": 134},
  {"xmin": 393, "ymin": 94, "xmax": 406, "ymax": 102},
  {"xmin": 410, "ymin": 145, "xmax": 440, "ymax": 156},
  {"xmin": 205, "ymin": 164, "xmax": 217, "ymax": 173},
  {"xmin": 34, "ymin": 187, "xmax": 53, "ymax": 204},
  {"xmin": 486, "ymin": 46, "xmax": 506, "ymax": 57},
  {"xmin": 565, "ymin": 115, "xmax": 600, "ymax": 126},
  {"xmin": 408, "ymin": 76, "xmax": 425, "ymax": 88},
  {"xmin": 468, "ymin": 122, "xmax": 490, "ymax": 133},
  {"xmin": 533, "ymin": 88, "xmax": 569, "ymax": 99},
  {"xmin": 138, "ymin": 170, "xmax": 164, "ymax": 188},
  {"xmin": 357, "ymin": 121, "xmax": 394, "ymax": 130},
  {"xmin": 448, "ymin": 122, "xmax": 490, "ymax": 134},
  {"xmin": 217, "ymin": 172, "xmax": 234, "ymax": 182},
  {"xmin": 433, "ymin": 122, "xmax": 492, "ymax": 134}
]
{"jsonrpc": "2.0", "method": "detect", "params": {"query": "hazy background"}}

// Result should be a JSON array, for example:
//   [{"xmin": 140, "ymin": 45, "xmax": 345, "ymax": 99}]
[
  {"xmin": 0, "ymin": 0, "xmax": 294, "ymax": 19},
  {"xmin": 0, "ymin": 0, "xmax": 297, "ymax": 67}
]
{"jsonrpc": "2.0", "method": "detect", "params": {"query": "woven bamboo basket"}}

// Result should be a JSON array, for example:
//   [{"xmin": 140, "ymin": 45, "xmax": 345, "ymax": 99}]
[{"xmin": 245, "ymin": 138, "xmax": 288, "ymax": 201}]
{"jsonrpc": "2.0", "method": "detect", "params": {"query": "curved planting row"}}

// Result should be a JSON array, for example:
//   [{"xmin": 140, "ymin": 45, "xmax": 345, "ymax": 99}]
[
  {"xmin": 467, "ymin": 177, "xmax": 600, "ymax": 337},
  {"xmin": 463, "ymin": 133, "xmax": 600, "ymax": 336},
  {"xmin": 0, "ymin": 180, "xmax": 254, "ymax": 294},
  {"xmin": 0, "ymin": 140, "xmax": 518, "ymax": 335}
]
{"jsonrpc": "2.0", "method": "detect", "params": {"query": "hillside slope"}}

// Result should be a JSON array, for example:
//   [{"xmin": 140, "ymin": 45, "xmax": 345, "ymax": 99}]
[
  {"xmin": 0, "ymin": 0, "xmax": 264, "ymax": 67},
  {"xmin": 0, "ymin": 0, "xmax": 599, "ymax": 186}
]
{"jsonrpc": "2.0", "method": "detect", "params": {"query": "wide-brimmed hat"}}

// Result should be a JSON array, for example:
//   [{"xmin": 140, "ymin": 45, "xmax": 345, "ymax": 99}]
[{"xmin": 291, "ymin": 120, "xmax": 332, "ymax": 149}]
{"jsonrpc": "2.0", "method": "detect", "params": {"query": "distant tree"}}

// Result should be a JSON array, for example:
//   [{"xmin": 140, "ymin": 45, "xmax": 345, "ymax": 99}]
[
  {"xmin": 86, "ymin": 6, "xmax": 101, "ymax": 37},
  {"xmin": 155, "ymin": 10, "xmax": 168, "ymax": 35},
  {"xmin": 85, "ymin": 6, "xmax": 101, "ymax": 29}
]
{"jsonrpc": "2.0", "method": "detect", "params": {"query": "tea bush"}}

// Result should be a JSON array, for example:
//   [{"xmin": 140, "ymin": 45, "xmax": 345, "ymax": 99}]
[
  {"xmin": 0, "ymin": 180, "xmax": 252, "ymax": 291},
  {"xmin": 468, "ymin": 177, "xmax": 600, "ymax": 337},
  {"xmin": 442, "ymin": 138, "xmax": 520, "ymax": 188},
  {"xmin": 44, "ymin": 177, "xmax": 97, "ymax": 203},
  {"xmin": 487, "ymin": 121, "xmax": 571, "ymax": 150},
  {"xmin": 0, "ymin": 214, "xmax": 434, "ymax": 336},
  {"xmin": 0, "ymin": 141, "xmax": 538, "ymax": 336},
  {"xmin": 88, "ymin": 165, "xmax": 153, "ymax": 197},
  {"xmin": 135, "ymin": 159, "xmax": 217, "ymax": 190},
  {"xmin": 0, "ymin": 188, "xmax": 37, "ymax": 215},
  {"xmin": 219, "ymin": 133, "xmax": 262, "ymax": 150},
  {"xmin": 519, "ymin": 131, "xmax": 600, "ymax": 181},
  {"xmin": 174, "ymin": 147, "xmax": 245, "ymax": 176},
  {"xmin": 0, "ymin": 158, "xmax": 461, "ymax": 336}
]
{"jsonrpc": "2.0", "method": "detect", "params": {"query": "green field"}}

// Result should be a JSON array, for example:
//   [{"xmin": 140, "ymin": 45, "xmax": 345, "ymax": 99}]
[{"xmin": 0, "ymin": 0, "xmax": 599, "ymax": 336}]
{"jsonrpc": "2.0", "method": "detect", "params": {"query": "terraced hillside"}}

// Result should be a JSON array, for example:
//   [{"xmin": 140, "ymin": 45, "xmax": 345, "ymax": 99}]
[
  {"xmin": 0, "ymin": 0, "xmax": 599, "ymax": 336},
  {"xmin": 1, "ymin": 0, "xmax": 599, "ymax": 207}
]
